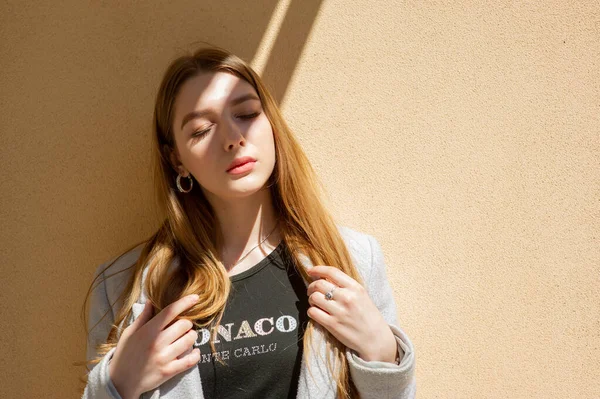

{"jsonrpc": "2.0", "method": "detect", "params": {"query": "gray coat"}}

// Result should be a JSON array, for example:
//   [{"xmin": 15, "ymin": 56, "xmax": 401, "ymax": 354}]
[{"xmin": 82, "ymin": 226, "xmax": 416, "ymax": 399}]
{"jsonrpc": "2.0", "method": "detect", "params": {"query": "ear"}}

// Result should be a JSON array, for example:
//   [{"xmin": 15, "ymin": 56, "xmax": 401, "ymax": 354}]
[{"xmin": 166, "ymin": 145, "xmax": 188, "ymax": 176}]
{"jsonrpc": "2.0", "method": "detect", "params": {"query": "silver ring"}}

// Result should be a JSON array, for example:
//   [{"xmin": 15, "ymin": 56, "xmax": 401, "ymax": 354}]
[{"xmin": 325, "ymin": 286, "xmax": 337, "ymax": 300}]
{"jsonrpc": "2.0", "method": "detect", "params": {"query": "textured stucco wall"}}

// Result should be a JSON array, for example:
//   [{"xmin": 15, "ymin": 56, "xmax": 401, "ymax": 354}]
[{"xmin": 0, "ymin": 1, "xmax": 598, "ymax": 398}]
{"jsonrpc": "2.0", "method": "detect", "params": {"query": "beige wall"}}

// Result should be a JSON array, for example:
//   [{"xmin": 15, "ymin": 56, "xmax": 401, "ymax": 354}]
[{"xmin": 1, "ymin": 1, "xmax": 598, "ymax": 397}]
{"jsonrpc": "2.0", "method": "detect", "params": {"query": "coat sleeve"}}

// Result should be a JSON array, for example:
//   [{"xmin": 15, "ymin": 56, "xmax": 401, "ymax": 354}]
[
  {"xmin": 82, "ymin": 262, "xmax": 125, "ymax": 399},
  {"xmin": 345, "ymin": 235, "xmax": 416, "ymax": 399}
]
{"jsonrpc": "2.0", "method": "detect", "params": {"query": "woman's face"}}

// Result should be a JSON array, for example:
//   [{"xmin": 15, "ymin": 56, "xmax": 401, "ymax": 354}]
[{"xmin": 170, "ymin": 71, "xmax": 276, "ymax": 201}]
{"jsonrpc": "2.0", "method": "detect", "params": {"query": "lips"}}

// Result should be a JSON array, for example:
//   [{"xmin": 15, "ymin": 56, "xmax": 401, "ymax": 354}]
[{"xmin": 226, "ymin": 156, "xmax": 257, "ymax": 172}]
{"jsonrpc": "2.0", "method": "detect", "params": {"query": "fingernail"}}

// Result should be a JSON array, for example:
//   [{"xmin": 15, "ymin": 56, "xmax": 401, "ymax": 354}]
[{"xmin": 190, "ymin": 294, "xmax": 199, "ymax": 302}]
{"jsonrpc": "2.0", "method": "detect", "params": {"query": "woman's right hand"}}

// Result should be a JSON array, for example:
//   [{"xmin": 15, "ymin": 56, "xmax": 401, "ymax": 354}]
[{"xmin": 108, "ymin": 294, "xmax": 201, "ymax": 399}]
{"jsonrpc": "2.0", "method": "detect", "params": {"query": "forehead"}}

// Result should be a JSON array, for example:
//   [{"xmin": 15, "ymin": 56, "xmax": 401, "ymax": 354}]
[{"xmin": 174, "ymin": 71, "xmax": 256, "ymax": 115}]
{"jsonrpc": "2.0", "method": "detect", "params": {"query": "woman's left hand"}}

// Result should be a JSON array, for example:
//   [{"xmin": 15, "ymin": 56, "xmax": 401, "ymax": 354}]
[{"xmin": 306, "ymin": 265, "xmax": 400, "ymax": 363}]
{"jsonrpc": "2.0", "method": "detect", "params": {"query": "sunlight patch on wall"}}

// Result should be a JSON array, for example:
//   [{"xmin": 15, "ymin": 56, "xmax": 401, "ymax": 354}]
[{"xmin": 251, "ymin": 0, "xmax": 292, "ymax": 75}]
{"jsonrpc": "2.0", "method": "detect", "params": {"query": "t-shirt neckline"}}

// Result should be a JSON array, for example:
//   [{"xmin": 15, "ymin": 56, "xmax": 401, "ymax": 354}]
[{"xmin": 229, "ymin": 240, "xmax": 285, "ymax": 282}]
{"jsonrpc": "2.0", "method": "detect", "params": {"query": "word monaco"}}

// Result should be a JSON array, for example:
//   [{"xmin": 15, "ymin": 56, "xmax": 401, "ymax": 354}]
[{"xmin": 194, "ymin": 315, "xmax": 298, "ymax": 346}]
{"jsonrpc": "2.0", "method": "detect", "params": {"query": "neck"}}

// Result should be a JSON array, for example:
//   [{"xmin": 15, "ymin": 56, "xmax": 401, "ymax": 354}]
[{"xmin": 203, "ymin": 186, "xmax": 281, "ymax": 269}]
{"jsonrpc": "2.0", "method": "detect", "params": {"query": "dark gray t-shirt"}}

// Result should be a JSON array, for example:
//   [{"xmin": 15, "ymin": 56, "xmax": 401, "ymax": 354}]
[{"xmin": 195, "ymin": 241, "xmax": 310, "ymax": 398}]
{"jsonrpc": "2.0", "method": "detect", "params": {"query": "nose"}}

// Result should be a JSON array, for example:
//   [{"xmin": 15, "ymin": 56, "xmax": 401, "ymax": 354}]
[{"xmin": 222, "ymin": 117, "xmax": 246, "ymax": 151}]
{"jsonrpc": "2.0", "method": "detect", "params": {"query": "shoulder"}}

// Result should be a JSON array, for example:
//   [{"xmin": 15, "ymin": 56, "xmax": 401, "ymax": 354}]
[
  {"xmin": 336, "ymin": 224, "xmax": 382, "ymax": 283},
  {"xmin": 94, "ymin": 242, "xmax": 146, "ymax": 282},
  {"xmin": 92, "ymin": 242, "xmax": 146, "ymax": 311},
  {"xmin": 337, "ymin": 225, "xmax": 374, "ymax": 258}
]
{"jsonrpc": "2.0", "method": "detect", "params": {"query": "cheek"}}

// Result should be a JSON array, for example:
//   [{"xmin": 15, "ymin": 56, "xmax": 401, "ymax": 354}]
[
  {"xmin": 181, "ymin": 144, "xmax": 216, "ymax": 177},
  {"xmin": 254, "ymin": 118, "xmax": 275, "ymax": 151}
]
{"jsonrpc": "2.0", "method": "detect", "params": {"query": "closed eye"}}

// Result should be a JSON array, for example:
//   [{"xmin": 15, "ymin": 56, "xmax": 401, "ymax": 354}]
[
  {"xmin": 191, "ymin": 111, "xmax": 260, "ymax": 141},
  {"xmin": 192, "ymin": 127, "xmax": 211, "ymax": 139},
  {"xmin": 238, "ymin": 111, "xmax": 261, "ymax": 120}
]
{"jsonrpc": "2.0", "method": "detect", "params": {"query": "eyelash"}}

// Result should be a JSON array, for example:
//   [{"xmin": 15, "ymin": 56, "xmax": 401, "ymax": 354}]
[{"xmin": 191, "ymin": 112, "xmax": 261, "ymax": 139}]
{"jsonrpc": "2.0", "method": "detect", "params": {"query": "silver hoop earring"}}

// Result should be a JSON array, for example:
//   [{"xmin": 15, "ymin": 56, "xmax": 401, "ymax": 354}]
[{"xmin": 176, "ymin": 174, "xmax": 193, "ymax": 193}]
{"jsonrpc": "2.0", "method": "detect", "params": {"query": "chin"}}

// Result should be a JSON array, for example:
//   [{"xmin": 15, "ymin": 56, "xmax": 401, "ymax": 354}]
[{"xmin": 220, "ymin": 179, "xmax": 271, "ymax": 199}]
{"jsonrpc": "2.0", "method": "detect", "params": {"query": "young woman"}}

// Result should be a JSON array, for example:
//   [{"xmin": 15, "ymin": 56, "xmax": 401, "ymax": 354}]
[{"xmin": 82, "ymin": 47, "xmax": 416, "ymax": 399}]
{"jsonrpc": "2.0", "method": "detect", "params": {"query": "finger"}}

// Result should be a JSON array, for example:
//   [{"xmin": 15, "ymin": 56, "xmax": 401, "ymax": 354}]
[
  {"xmin": 157, "ymin": 318, "xmax": 194, "ymax": 348},
  {"xmin": 164, "ymin": 329, "xmax": 198, "ymax": 361},
  {"xmin": 165, "ymin": 348, "xmax": 201, "ymax": 376},
  {"xmin": 307, "ymin": 266, "xmax": 357, "ymax": 288},
  {"xmin": 148, "ymin": 294, "xmax": 199, "ymax": 332},
  {"xmin": 308, "ymin": 291, "xmax": 342, "ymax": 315},
  {"xmin": 126, "ymin": 301, "xmax": 153, "ymax": 334},
  {"xmin": 307, "ymin": 278, "xmax": 337, "ymax": 297},
  {"xmin": 177, "ymin": 345, "xmax": 195, "ymax": 360},
  {"xmin": 307, "ymin": 305, "xmax": 335, "ymax": 330}
]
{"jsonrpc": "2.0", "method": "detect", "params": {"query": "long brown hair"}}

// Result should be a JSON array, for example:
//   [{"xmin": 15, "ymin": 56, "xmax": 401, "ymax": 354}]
[{"xmin": 83, "ymin": 46, "xmax": 363, "ymax": 398}]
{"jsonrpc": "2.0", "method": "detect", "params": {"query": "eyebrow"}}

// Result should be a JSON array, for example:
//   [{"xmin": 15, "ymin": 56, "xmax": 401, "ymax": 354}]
[{"xmin": 180, "ymin": 93, "xmax": 260, "ymax": 130}]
